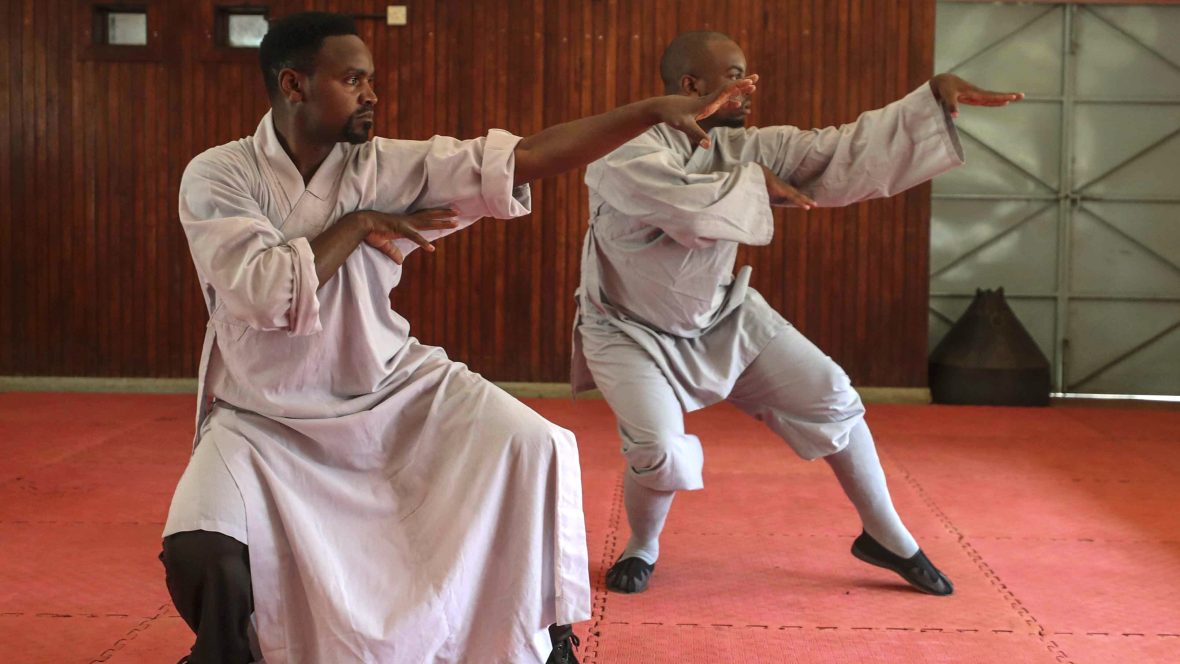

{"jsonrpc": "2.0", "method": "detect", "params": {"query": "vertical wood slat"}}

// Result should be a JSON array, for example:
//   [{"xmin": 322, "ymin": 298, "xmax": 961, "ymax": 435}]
[
  {"xmin": 0, "ymin": 1, "xmax": 11, "ymax": 374},
  {"xmin": 1, "ymin": 0, "xmax": 938, "ymax": 386},
  {"xmin": 18, "ymin": 1, "xmax": 32, "ymax": 372}
]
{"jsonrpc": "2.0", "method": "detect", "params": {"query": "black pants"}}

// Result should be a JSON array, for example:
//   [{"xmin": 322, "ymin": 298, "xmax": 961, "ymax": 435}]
[
  {"xmin": 160, "ymin": 530, "xmax": 255, "ymax": 664},
  {"xmin": 161, "ymin": 530, "xmax": 569, "ymax": 663}
]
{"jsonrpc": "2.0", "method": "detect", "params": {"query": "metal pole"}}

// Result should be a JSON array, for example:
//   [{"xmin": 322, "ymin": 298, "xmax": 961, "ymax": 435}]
[{"xmin": 1053, "ymin": 3, "xmax": 1078, "ymax": 392}]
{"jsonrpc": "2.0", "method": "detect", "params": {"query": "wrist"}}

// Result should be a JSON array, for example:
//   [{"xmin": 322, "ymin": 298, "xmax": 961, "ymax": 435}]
[
  {"xmin": 345, "ymin": 210, "xmax": 373, "ymax": 236},
  {"xmin": 929, "ymin": 74, "xmax": 947, "ymax": 102},
  {"xmin": 756, "ymin": 163, "xmax": 775, "ymax": 185}
]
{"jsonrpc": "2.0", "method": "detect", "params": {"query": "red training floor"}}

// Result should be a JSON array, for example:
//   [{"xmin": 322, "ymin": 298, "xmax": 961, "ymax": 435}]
[{"xmin": 1, "ymin": 392, "xmax": 1177, "ymax": 663}]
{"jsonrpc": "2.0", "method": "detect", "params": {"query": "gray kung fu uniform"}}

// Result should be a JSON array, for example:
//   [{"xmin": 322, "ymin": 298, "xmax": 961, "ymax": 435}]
[{"xmin": 571, "ymin": 84, "xmax": 964, "ymax": 492}]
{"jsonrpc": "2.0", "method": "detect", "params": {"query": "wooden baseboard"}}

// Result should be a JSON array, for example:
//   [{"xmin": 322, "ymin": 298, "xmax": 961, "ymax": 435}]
[
  {"xmin": 0, "ymin": 376, "xmax": 931, "ymax": 404},
  {"xmin": 0, "ymin": 376, "xmax": 199, "ymax": 393}
]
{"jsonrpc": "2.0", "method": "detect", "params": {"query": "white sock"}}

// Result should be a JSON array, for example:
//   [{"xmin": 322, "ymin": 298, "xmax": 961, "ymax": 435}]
[
  {"xmin": 824, "ymin": 420, "xmax": 919, "ymax": 558},
  {"xmin": 619, "ymin": 472, "xmax": 675, "ymax": 565}
]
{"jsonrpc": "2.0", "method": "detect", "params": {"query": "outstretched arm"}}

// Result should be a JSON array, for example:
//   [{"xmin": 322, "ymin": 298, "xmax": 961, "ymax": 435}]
[
  {"xmin": 512, "ymin": 76, "xmax": 758, "ymax": 185},
  {"xmin": 739, "ymin": 74, "xmax": 1022, "ymax": 208}
]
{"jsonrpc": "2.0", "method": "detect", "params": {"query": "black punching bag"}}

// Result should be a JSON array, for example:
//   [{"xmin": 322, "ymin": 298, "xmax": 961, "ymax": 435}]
[{"xmin": 929, "ymin": 288, "xmax": 1051, "ymax": 406}]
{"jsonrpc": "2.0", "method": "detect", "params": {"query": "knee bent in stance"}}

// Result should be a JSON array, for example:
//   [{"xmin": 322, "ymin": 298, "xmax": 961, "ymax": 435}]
[{"xmin": 621, "ymin": 430, "xmax": 704, "ymax": 492}]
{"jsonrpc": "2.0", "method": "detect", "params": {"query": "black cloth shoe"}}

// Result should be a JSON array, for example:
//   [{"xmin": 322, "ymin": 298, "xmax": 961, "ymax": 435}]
[
  {"xmin": 851, "ymin": 531, "xmax": 954, "ymax": 596},
  {"xmin": 546, "ymin": 624, "xmax": 580, "ymax": 664},
  {"xmin": 605, "ymin": 556, "xmax": 655, "ymax": 594}
]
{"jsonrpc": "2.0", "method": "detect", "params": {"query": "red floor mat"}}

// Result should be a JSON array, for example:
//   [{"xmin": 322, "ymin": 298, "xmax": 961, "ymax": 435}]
[
  {"xmin": 589, "ymin": 623, "xmax": 1062, "ymax": 664},
  {"xmin": 1052, "ymin": 633, "xmax": 1180, "ymax": 664},
  {"xmin": 0, "ymin": 523, "xmax": 171, "ymax": 618},
  {"xmin": 969, "ymin": 538, "xmax": 1180, "ymax": 635},
  {"xmin": 0, "ymin": 615, "xmax": 158, "ymax": 664},
  {"xmin": 1, "ymin": 394, "xmax": 1177, "ymax": 663}
]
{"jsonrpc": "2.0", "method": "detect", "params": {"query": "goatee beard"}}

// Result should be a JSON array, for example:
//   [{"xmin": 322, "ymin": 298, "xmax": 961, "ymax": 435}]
[
  {"xmin": 344, "ymin": 126, "xmax": 371, "ymax": 144},
  {"xmin": 343, "ymin": 117, "xmax": 373, "ymax": 144}
]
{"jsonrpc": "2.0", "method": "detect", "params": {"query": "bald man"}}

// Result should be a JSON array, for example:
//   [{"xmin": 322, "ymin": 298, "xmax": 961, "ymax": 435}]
[{"xmin": 572, "ymin": 31, "xmax": 1022, "ymax": 595}]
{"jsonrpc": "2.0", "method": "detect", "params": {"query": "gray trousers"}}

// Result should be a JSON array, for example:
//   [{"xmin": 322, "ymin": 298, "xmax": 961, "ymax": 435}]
[{"xmin": 580, "ymin": 322, "xmax": 866, "ymax": 492}]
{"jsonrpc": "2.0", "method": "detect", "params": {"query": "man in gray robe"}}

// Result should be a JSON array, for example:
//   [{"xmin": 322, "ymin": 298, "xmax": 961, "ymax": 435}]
[
  {"xmin": 161, "ymin": 14, "xmax": 755, "ymax": 664},
  {"xmin": 572, "ymin": 31, "xmax": 1022, "ymax": 596}
]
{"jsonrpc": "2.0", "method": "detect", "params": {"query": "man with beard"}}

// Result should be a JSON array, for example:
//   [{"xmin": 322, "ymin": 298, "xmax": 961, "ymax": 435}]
[
  {"xmin": 161, "ymin": 14, "xmax": 754, "ymax": 664},
  {"xmin": 572, "ymin": 31, "xmax": 1022, "ymax": 596}
]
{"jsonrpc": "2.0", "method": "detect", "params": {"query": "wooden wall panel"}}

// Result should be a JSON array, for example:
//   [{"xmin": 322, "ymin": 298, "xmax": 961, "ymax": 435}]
[{"xmin": 1, "ymin": 0, "xmax": 941, "ymax": 386}]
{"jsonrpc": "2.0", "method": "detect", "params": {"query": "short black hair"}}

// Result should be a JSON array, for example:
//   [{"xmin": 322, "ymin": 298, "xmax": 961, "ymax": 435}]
[{"xmin": 259, "ymin": 12, "xmax": 359, "ymax": 98}]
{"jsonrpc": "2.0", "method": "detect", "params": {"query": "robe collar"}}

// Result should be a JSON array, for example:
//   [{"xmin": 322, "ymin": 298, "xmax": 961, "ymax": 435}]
[{"xmin": 253, "ymin": 110, "xmax": 348, "ymax": 212}]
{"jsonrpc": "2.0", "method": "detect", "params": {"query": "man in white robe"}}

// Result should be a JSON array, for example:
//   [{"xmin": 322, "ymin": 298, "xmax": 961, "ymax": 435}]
[
  {"xmin": 572, "ymin": 31, "xmax": 1022, "ymax": 596},
  {"xmin": 161, "ymin": 14, "xmax": 755, "ymax": 664}
]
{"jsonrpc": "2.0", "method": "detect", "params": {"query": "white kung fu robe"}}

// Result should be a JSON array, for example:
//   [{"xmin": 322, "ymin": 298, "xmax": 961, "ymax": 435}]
[
  {"xmin": 164, "ymin": 112, "xmax": 590, "ymax": 663},
  {"xmin": 572, "ymin": 84, "xmax": 965, "ymax": 411}
]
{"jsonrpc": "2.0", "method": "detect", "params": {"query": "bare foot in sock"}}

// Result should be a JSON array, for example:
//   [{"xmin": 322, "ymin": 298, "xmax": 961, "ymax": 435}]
[
  {"xmin": 850, "ymin": 531, "xmax": 953, "ymax": 596},
  {"xmin": 605, "ymin": 556, "xmax": 655, "ymax": 594}
]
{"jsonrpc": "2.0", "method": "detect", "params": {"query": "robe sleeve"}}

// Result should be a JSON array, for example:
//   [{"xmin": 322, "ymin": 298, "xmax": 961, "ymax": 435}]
[
  {"xmin": 737, "ymin": 83, "xmax": 965, "ymax": 207},
  {"xmin": 584, "ymin": 130, "xmax": 773, "ymax": 250},
  {"xmin": 371, "ymin": 129, "xmax": 533, "ymax": 256},
  {"xmin": 179, "ymin": 153, "xmax": 321, "ymax": 336}
]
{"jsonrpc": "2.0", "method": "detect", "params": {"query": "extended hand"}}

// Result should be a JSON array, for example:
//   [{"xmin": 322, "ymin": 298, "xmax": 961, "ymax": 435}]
[
  {"xmin": 930, "ymin": 73, "xmax": 1023, "ymax": 118},
  {"xmin": 759, "ymin": 164, "xmax": 816, "ymax": 210},
  {"xmin": 359, "ymin": 208, "xmax": 459, "ymax": 264},
  {"xmin": 651, "ymin": 75, "xmax": 759, "ymax": 149}
]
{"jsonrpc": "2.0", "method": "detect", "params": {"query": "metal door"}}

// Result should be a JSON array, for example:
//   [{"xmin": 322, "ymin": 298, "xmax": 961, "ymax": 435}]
[{"xmin": 931, "ymin": 2, "xmax": 1180, "ymax": 395}]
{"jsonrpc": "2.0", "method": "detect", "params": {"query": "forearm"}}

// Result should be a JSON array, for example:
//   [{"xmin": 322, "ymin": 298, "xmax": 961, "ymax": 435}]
[
  {"xmin": 513, "ymin": 99, "xmax": 658, "ymax": 185},
  {"xmin": 309, "ymin": 213, "xmax": 370, "ymax": 288}
]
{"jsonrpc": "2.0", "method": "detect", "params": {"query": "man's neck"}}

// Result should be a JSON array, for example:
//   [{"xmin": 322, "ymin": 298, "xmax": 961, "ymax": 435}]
[{"xmin": 271, "ymin": 112, "xmax": 334, "ymax": 185}]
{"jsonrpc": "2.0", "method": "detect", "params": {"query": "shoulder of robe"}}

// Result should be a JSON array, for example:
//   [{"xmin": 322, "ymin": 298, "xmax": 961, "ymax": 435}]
[
  {"xmin": 584, "ymin": 128, "xmax": 681, "ymax": 189},
  {"xmin": 592, "ymin": 126, "xmax": 670, "ymax": 168},
  {"xmin": 364, "ymin": 135, "xmax": 469, "ymax": 175},
  {"xmin": 727, "ymin": 124, "xmax": 809, "ymax": 139},
  {"xmin": 709, "ymin": 125, "xmax": 764, "ymax": 158},
  {"xmin": 369, "ymin": 134, "xmax": 466, "ymax": 156},
  {"xmin": 724, "ymin": 125, "xmax": 759, "ymax": 139},
  {"xmin": 644, "ymin": 124, "xmax": 679, "ymax": 146},
  {"xmin": 182, "ymin": 138, "xmax": 259, "ymax": 187},
  {"xmin": 712, "ymin": 124, "xmax": 789, "ymax": 148}
]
